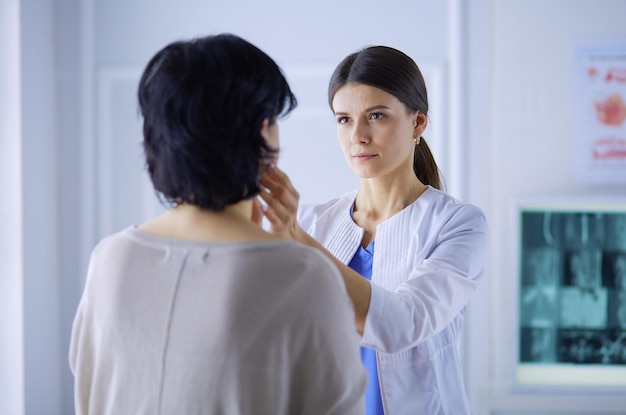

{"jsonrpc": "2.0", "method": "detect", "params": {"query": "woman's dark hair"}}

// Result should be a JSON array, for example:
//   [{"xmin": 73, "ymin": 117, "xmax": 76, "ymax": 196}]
[
  {"xmin": 138, "ymin": 33, "xmax": 297, "ymax": 211},
  {"xmin": 328, "ymin": 46, "xmax": 442, "ymax": 190}
]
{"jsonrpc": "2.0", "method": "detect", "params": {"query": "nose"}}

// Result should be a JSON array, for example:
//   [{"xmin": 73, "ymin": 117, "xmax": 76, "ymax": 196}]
[{"xmin": 351, "ymin": 119, "xmax": 370, "ymax": 144}]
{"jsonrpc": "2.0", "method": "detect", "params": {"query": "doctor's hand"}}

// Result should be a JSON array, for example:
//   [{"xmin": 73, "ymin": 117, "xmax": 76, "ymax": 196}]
[
  {"xmin": 258, "ymin": 166, "xmax": 304, "ymax": 240},
  {"xmin": 250, "ymin": 196, "xmax": 265, "ymax": 229}
]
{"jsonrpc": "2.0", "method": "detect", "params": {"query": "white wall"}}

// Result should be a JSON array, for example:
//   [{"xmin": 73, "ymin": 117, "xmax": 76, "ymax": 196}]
[
  {"xmin": 479, "ymin": 1, "xmax": 626, "ymax": 414},
  {"xmin": 85, "ymin": 0, "xmax": 455, "ymax": 246},
  {"xmin": 0, "ymin": 0, "xmax": 24, "ymax": 414},
  {"xmin": 56, "ymin": 0, "xmax": 83, "ymax": 410},
  {"xmin": 464, "ymin": 0, "xmax": 493, "ymax": 412},
  {"xmin": 0, "ymin": 1, "xmax": 76, "ymax": 414},
  {"xmin": 20, "ymin": 0, "xmax": 63, "ymax": 413}
]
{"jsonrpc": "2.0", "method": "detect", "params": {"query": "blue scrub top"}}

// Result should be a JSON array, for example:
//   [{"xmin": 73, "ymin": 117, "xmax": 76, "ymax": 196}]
[{"xmin": 348, "ymin": 239, "xmax": 384, "ymax": 415}]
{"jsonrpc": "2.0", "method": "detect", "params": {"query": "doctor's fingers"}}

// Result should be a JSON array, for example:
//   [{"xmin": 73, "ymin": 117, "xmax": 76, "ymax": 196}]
[
  {"xmin": 259, "ymin": 173, "xmax": 300, "ymax": 212},
  {"xmin": 258, "ymin": 188, "xmax": 295, "ymax": 238},
  {"xmin": 250, "ymin": 197, "xmax": 265, "ymax": 227},
  {"xmin": 258, "ymin": 186, "xmax": 294, "ymax": 223},
  {"xmin": 264, "ymin": 167, "xmax": 299, "ymax": 199}
]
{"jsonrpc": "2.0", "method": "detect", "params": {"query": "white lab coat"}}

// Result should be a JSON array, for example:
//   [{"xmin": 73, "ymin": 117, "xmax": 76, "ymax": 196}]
[{"xmin": 298, "ymin": 186, "xmax": 489, "ymax": 415}]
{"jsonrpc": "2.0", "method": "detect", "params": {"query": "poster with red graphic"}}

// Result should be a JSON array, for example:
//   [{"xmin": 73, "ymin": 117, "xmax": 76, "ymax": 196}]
[{"xmin": 575, "ymin": 40, "xmax": 626, "ymax": 185}]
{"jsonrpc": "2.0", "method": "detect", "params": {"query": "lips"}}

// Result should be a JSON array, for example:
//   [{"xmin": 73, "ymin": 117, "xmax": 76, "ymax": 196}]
[{"xmin": 352, "ymin": 153, "xmax": 377, "ymax": 161}]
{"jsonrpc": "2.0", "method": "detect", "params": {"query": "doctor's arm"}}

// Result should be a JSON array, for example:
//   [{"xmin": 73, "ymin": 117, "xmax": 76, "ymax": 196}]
[{"xmin": 259, "ymin": 166, "xmax": 488, "ymax": 352}]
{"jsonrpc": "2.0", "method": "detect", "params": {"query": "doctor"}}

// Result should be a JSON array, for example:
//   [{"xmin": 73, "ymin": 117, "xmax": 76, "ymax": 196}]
[{"xmin": 259, "ymin": 45, "xmax": 489, "ymax": 414}]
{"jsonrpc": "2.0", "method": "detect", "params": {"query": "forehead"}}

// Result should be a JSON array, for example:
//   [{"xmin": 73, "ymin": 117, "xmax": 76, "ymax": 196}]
[{"xmin": 332, "ymin": 83, "xmax": 403, "ymax": 112}]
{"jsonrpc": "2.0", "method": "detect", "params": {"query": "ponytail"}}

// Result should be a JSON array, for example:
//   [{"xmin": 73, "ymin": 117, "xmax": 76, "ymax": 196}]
[{"xmin": 413, "ymin": 137, "xmax": 443, "ymax": 190}]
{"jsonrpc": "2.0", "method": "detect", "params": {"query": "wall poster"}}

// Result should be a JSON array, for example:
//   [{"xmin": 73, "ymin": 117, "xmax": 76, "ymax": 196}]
[
  {"xmin": 514, "ymin": 198, "xmax": 626, "ymax": 388},
  {"xmin": 574, "ymin": 39, "xmax": 626, "ymax": 185}
]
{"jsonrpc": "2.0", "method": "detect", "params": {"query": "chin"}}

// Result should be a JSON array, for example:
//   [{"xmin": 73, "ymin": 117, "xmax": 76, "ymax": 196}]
[{"xmin": 352, "ymin": 169, "xmax": 379, "ymax": 180}]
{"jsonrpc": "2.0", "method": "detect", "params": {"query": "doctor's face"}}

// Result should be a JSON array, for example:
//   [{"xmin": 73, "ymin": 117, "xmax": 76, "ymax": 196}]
[{"xmin": 331, "ymin": 83, "xmax": 425, "ymax": 180}]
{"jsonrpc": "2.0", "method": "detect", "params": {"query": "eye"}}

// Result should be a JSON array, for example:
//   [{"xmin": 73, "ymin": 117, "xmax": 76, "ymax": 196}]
[
  {"xmin": 336, "ymin": 116, "xmax": 350, "ymax": 124},
  {"xmin": 369, "ymin": 112, "xmax": 385, "ymax": 120}
]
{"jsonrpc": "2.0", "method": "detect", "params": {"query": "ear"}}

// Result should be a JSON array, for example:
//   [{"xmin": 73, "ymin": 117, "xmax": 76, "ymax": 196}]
[{"xmin": 412, "ymin": 111, "xmax": 427, "ymax": 137}]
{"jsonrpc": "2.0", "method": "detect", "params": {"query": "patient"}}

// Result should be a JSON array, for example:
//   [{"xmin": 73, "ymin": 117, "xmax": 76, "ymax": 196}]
[{"xmin": 69, "ymin": 33, "xmax": 366, "ymax": 415}]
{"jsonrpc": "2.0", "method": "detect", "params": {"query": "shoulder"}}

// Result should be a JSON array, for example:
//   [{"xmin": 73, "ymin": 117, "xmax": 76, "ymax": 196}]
[
  {"xmin": 279, "ymin": 246, "xmax": 354, "ymax": 317},
  {"xmin": 85, "ymin": 226, "xmax": 184, "ymax": 287},
  {"xmin": 247, "ymin": 243, "xmax": 354, "ymax": 327},
  {"xmin": 90, "ymin": 226, "xmax": 138, "ymax": 260},
  {"xmin": 262, "ymin": 242, "xmax": 345, "ymax": 289},
  {"xmin": 418, "ymin": 187, "xmax": 488, "ymax": 233}
]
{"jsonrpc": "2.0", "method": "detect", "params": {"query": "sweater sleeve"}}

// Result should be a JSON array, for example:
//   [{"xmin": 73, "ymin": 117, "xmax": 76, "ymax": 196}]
[
  {"xmin": 361, "ymin": 204, "xmax": 489, "ymax": 353},
  {"xmin": 69, "ymin": 253, "xmax": 97, "ymax": 415}
]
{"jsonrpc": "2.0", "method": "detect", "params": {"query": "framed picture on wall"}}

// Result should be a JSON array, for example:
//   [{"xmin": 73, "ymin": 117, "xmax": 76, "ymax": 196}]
[
  {"xmin": 574, "ymin": 38, "xmax": 626, "ymax": 186},
  {"xmin": 512, "ymin": 196, "xmax": 626, "ymax": 389}
]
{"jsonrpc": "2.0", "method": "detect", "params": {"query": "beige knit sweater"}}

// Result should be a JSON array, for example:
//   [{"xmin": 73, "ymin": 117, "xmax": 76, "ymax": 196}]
[{"xmin": 70, "ymin": 226, "xmax": 366, "ymax": 415}]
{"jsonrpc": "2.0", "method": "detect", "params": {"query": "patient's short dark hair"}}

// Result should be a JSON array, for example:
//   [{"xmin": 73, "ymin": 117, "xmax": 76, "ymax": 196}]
[{"xmin": 138, "ymin": 33, "xmax": 297, "ymax": 211}]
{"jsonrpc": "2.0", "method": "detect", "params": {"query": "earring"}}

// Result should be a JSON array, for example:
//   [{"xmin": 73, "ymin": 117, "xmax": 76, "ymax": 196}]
[{"xmin": 413, "ymin": 136, "xmax": 421, "ymax": 145}]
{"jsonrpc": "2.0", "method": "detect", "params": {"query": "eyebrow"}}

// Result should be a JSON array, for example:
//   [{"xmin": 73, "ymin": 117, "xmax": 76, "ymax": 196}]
[{"xmin": 334, "ymin": 105, "xmax": 392, "ymax": 116}]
